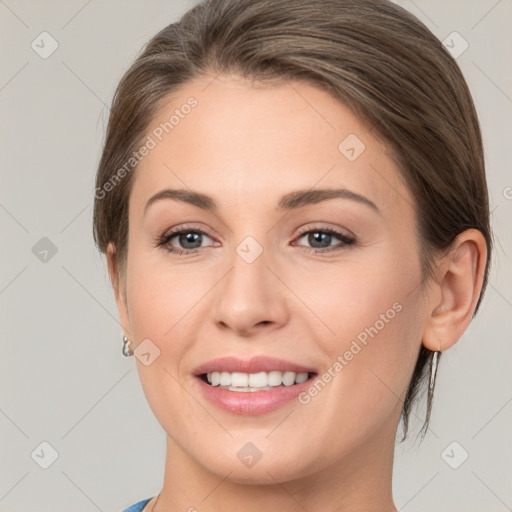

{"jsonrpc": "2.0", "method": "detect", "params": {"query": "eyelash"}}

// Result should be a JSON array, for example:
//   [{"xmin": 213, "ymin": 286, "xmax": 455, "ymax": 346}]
[{"xmin": 156, "ymin": 224, "xmax": 356, "ymax": 256}]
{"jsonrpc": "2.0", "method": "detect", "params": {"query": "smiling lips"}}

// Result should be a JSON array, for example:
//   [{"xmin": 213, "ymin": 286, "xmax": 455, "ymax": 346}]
[
  {"xmin": 194, "ymin": 355, "xmax": 317, "ymax": 390},
  {"xmin": 193, "ymin": 356, "xmax": 318, "ymax": 411}
]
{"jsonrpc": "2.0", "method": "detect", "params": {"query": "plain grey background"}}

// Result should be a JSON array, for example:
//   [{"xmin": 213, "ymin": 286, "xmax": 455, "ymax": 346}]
[{"xmin": 0, "ymin": 1, "xmax": 511, "ymax": 511}]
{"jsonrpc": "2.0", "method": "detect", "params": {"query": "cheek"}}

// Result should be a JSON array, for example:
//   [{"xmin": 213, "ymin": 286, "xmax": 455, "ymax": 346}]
[
  {"xmin": 125, "ymin": 249, "xmax": 208, "ymax": 340},
  {"xmin": 303, "ymin": 258, "xmax": 422, "ymax": 416},
  {"xmin": 126, "ymin": 260, "xmax": 200, "ymax": 430},
  {"xmin": 301, "ymin": 300, "xmax": 421, "ymax": 459}
]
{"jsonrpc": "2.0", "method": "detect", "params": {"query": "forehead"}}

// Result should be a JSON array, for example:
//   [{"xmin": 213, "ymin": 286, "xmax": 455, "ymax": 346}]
[{"xmin": 130, "ymin": 74, "xmax": 412, "ymax": 219}]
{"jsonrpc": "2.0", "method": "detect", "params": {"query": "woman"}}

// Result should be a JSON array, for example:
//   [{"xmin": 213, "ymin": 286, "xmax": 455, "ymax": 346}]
[{"xmin": 92, "ymin": 0, "xmax": 492, "ymax": 510}]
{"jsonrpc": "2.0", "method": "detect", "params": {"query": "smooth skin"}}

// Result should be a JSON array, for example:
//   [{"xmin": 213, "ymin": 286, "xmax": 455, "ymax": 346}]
[{"xmin": 107, "ymin": 74, "xmax": 487, "ymax": 512}]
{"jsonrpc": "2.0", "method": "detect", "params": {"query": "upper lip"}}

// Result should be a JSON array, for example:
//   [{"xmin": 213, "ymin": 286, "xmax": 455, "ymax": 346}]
[{"xmin": 193, "ymin": 356, "xmax": 317, "ymax": 376}]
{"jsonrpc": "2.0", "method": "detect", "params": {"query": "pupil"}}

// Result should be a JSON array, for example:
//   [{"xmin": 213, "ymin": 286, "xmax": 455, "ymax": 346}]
[
  {"xmin": 309, "ymin": 232, "xmax": 330, "ymax": 248},
  {"xmin": 180, "ymin": 232, "xmax": 201, "ymax": 249}
]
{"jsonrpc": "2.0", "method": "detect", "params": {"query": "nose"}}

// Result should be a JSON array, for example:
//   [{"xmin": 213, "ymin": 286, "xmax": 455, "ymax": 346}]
[{"xmin": 211, "ymin": 240, "xmax": 290, "ymax": 337}]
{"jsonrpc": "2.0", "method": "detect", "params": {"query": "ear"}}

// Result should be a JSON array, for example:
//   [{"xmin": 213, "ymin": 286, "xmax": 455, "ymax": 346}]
[
  {"xmin": 422, "ymin": 229, "xmax": 488, "ymax": 352},
  {"xmin": 106, "ymin": 242, "xmax": 132, "ymax": 339}
]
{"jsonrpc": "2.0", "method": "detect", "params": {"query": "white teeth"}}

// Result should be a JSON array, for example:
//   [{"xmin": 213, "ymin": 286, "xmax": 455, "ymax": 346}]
[
  {"xmin": 219, "ymin": 371, "xmax": 231, "ymax": 386},
  {"xmin": 267, "ymin": 370, "xmax": 282, "ymax": 386},
  {"xmin": 295, "ymin": 371, "xmax": 309, "ymax": 384},
  {"xmin": 231, "ymin": 372, "xmax": 248, "ymax": 387},
  {"xmin": 249, "ymin": 372, "xmax": 267, "ymax": 387},
  {"xmin": 282, "ymin": 371, "xmax": 296, "ymax": 386},
  {"xmin": 205, "ymin": 370, "xmax": 310, "ymax": 388}
]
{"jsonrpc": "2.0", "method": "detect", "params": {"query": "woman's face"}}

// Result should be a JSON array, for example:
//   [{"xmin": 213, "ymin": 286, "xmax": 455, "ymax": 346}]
[{"xmin": 114, "ymin": 74, "xmax": 431, "ymax": 483}]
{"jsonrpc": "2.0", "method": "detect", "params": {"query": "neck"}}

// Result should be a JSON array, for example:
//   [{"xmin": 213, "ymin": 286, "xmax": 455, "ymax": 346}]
[{"xmin": 153, "ymin": 412, "xmax": 400, "ymax": 512}]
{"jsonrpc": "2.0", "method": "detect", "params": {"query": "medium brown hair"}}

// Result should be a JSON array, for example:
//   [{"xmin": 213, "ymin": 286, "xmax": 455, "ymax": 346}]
[{"xmin": 93, "ymin": 0, "xmax": 492, "ymax": 442}]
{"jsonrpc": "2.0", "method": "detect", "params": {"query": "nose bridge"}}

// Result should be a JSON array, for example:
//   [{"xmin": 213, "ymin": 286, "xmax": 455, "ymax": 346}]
[
  {"xmin": 212, "ymin": 232, "xmax": 288, "ymax": 334},
  {"xmin": 225, "ymin": 234, "xmax": 273, "ymax": 305}
]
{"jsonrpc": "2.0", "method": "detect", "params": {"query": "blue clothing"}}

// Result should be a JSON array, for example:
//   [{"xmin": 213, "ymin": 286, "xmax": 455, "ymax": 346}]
[{"xmin": 121, "ymin": 497, "xmax": 153, "ymax": 512}]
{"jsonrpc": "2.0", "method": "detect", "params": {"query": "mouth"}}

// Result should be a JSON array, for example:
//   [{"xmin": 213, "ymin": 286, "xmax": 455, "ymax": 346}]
[
  {"xmin": 197, "ymin": 370, "xmax": 318, "ymax": 392},
  {"xmin": 193, "ymin": 357, "xmax": 320, "ymax": 414},
  {"xmin": 192, "ymin": 355, "xmax": 318, "ymax": 392}
]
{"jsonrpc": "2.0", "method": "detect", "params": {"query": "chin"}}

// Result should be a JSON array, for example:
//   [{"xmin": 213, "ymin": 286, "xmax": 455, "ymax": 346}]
[{"xmin": 195, "ymin": 444, "xmax": 312, "ymax": 485}]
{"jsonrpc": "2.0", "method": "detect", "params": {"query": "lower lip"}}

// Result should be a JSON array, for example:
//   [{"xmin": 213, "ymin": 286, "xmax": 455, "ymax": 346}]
[{"xmin": 194, "ymin": 374, "xmax": 318, "ymax": 415}]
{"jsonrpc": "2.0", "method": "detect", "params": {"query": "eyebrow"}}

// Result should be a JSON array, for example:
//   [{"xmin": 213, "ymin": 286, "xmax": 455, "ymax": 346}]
[{"xmin": 143, "ymin": 187, "xmax": 380, "ymax": 216}]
